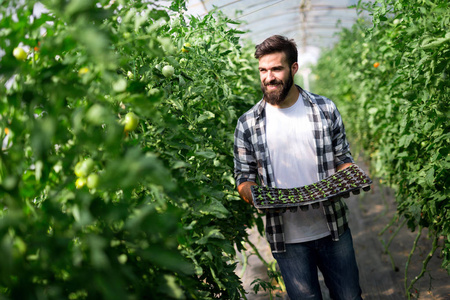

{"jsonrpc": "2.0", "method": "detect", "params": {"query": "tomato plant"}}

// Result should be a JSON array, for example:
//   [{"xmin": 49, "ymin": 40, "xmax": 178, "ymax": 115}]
[
  {"xmin": 312, "ymin": 0, "xmax": 449, "ymax": 298},
  {"xmin": 0, "ymin": 0, "xmax": 261, "ymax": 299}
]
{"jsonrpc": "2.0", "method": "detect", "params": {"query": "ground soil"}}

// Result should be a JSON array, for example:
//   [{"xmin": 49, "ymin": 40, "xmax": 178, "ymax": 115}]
[{"xmin": 235, "ymin": 161, "xmax": 449, "ymax": 300}]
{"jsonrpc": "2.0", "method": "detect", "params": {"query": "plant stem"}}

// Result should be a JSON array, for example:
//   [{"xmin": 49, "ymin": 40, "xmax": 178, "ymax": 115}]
[
  {"xmin": 244, "ymin": 236, "xmax": 286, "ymax": 295},
  {"xmin": 386, "ymin": 218, "xmax": 407, "ymax": 250},
  {"xmin": 405, "ymin": 229, "xmax": 439, "ymax": 299},
  {"xmin": 378, "ymin": 216, "xmax": 406, "ymax": 271},
  {"xmin": 244, "ymin": 236, "xmax": 270, "ymax": 268},
  {"xmin": 239, "ymin": 249, "xmax": 249, "ymax": 278},
  {"xmin": 379, "ymin": 213, "xmax": 400, "ymax": 236},
  {"xmin": 404, "ymin": 225, "xmax": 422, "ymax": 299}
]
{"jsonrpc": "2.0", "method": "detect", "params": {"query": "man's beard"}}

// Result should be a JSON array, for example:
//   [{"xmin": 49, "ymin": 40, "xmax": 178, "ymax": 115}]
[{"xmin": 261, "ymin": 71, "xmax": 294, "ymax": 106}]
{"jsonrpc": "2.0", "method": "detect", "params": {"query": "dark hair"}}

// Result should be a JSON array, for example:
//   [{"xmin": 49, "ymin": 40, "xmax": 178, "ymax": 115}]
[{"xmin": 254, "ymin": 35, "xmax": 298, "ymax": 66}]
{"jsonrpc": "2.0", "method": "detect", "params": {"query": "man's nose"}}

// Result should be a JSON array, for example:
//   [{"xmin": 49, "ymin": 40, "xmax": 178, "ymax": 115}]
[{"xmin": 267, "ymin": 70, "xmax": 275, "ymax": 81}]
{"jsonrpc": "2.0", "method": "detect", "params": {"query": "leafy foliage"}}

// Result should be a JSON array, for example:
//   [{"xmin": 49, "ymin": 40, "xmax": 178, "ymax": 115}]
[
  {"xmin": 0, "ymin": 0, "xmax": 262, "ymax": 299},
  {"xmin": 312, "ymin": 0, "xmax": 449, "ymax": 297}
]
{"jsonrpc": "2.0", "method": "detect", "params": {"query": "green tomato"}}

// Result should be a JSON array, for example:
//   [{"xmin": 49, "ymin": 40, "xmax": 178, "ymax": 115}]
[
  {"xmin": 124, "ymin": 112, "xmax": 139, "ymax": 132},
  {"xmin": 162, "ymin": 65, "xmax": 174, "ymax": 78},
  {"xmin": 75, "ymin": 177, "xmax": 87, "ymax": 189},
  {"xmin": 78, "ymin": 67, "xmax": 89, "ymax": 76},
  {"xmin": 148, "ymin": 88, "xmax": 160, "ymax": 97},
  {"xmin": 74, "ymin": 158, "xmax": 95, "ymax": 178},
  {"xmin": 127, "ymin": 71, "xmax": 134, "ymax": 79},
  {"xmin": 86, "ymin": 173, "xmax": 100, "ymax": 189},
  {"xmin": 181, "ymin": 42, "xmax": 191, "ymax": 52},
  {"xmin": 13, "ymin": 47, "xmax": 27, "ymax": 61},
  {"xmin": 179, "ymin": 58, "xmax": 187, "ymax": 67},
  {"xmin": 74, "ymin": 161, "xmax": 83, "ymax": 177},
  {"xmin": 85, "ymin": 104, "xmax": 108, "ymax": 125}
]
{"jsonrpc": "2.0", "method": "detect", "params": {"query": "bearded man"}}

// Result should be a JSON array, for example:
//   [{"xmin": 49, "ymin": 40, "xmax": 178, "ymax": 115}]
[{"xmin": 233, "ymin": 35, "xmax": 363, "ymax": 300}]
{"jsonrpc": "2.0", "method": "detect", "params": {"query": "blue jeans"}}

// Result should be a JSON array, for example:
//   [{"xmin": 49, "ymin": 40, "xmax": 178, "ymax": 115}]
[{"xmin": 272, "ymin": 229, "xmax": 362, "ymax": 300}]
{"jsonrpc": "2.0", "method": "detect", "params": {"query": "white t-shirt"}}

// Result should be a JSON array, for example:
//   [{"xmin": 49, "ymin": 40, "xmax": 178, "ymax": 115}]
[{"xmin": 265, "ymin": 94, "xmax": 330, "ymax": 243}]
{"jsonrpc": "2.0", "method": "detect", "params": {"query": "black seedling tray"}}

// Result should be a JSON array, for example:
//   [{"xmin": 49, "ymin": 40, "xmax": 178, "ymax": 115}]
[{"xmin": 251, "ymin": 164, "xmax": 372, "ymax": 213}]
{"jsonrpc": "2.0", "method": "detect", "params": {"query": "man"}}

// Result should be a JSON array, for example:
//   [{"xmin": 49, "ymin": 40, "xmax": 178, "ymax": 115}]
[{"xmin": 233, "ymin": 35, "xmax": 363, "ymax": 299}]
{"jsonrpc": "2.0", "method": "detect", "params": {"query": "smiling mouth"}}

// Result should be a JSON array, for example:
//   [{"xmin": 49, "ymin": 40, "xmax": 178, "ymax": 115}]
[
  {"xmin": 265, "ymin": 84, "xmax": 281, "ymax": 91},
  {"xmin": 265, "ymin": 80, "xmax": 281, "ymax": 86}
]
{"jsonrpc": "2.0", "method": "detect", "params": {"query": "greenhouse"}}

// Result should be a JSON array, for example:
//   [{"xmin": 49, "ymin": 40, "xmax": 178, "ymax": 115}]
[{"xmin": 1, "ymin": 0, "xmax": 448, "ymax": 299}]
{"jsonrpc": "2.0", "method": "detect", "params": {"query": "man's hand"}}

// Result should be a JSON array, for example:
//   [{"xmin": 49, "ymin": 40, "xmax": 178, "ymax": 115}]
[
  {"xmin": 337, "ymin": 162, "xmax": 353, "ymax": 171},
  {"xmin": 237, "ymin": 181, "xmax": 258, "ymax": 205}
]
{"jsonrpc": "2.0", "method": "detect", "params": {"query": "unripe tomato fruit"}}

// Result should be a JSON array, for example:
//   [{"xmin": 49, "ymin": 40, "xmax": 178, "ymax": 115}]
[
  {"xmin": 13, "ymin": 47, "xmax": 27, "ymax": 61},
  {"xmin": 181, "ymin": 42, "xmax": 191, "ymax": 52},
  {"xmin": 162, "ymin": 65, "xmax": 174, "ymax": 78},
  {"xmin": 78, "ymin": 67, "xmax": 89, "ymax": 76},
  {"xmin": 179, "ymin": 58, "xmax": 187, "ymax": 67},
  {"xmin": 124, "ymin": 112, "xmax": 139, "ymax": 132},
  {"xmin": 86, "ymin": 173, "xmax": 100, "ymax": 189},
  {"xmin": 74, "ymin": 158, "xmax": 95, "ymax": 178},
  {"xmin": 75, "ymin": 177, "xmax": 87, "ymax": 189},
  {"xmin": 373, "ymin": 62, "xmax": 380, "ymax": 68},
  {"xmin": 148, "ymin": 88, "xmax": 160, "ymax": 97}
]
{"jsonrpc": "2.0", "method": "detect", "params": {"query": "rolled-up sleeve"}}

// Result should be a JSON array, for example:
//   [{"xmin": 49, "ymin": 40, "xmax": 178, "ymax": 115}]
[{"xmin": 234, "ymin": 119, "xmax": 257, "ymax": 187}]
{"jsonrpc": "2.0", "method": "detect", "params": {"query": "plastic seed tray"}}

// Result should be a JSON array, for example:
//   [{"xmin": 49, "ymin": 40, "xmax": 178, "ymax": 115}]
[{"xmin": 251, "ymin": 164, "xmax": 372, "ymax": 213}]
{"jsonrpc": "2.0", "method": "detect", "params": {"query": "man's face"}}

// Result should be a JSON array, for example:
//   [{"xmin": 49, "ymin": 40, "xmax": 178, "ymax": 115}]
[{"xmin": 258, "ymin": 52, "xmax": 294, "ymax": 106}]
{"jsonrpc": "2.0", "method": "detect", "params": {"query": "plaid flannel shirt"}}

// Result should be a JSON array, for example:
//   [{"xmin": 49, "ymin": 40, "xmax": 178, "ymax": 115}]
[{"xmin": 234, "ymin": 85, "xmax": 354, "ymax": 253}]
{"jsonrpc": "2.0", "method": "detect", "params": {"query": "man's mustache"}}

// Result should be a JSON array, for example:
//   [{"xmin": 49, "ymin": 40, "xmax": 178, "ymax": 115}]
[{"xmin": 264, "ymin": 79, "xmax": 283, "ymax": 86}]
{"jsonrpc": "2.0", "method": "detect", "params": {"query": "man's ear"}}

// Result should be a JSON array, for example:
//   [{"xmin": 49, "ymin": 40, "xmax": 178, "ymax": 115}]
[{"xmin": 291, "ymin": 62, "xmax": 299, "ymax": 76}]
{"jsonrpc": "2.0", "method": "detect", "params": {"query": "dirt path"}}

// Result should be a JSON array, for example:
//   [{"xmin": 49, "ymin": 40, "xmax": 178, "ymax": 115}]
[{"xmin": 235, "ymin": 162, "xmax": 449, "ymax": 299}]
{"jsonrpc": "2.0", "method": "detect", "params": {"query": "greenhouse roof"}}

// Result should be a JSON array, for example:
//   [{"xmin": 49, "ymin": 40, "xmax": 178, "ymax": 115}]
[{"xmin": 187, "ymin": 0, "xmax": 373, "ymax": 67}]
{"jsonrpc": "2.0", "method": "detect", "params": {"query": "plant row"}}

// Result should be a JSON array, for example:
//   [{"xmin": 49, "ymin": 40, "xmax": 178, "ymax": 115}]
[
  {"xmin": 0, "ymin": 0, "xmax": 262, "ymax": 299},
  {"xmin": 311, "ymin": 0, "xmax": 449, "ymax": 297}
]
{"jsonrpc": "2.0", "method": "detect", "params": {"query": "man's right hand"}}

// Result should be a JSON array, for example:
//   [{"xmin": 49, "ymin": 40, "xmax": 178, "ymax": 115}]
[{"xmin": 237, "ymin": 181, "xmax": 258, "ymax": 205}]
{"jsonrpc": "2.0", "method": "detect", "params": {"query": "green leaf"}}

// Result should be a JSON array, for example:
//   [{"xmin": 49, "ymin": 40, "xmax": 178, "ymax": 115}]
[
  {"xmin": 195, "ymin": 150, "xmax": 216, "ymax": 159},
  {"xmin": 197, "ymin": 111, "xmax": 215, "ymax": 123},
  {"xmin": 198, "ymin": 198, "xmax": 229, "ymax": 219},
  {"xmin": 425, "ymin": 168, "xmax": 435, "ymax": 187},
  {"xmin": 197, "ymin": 227, "xmax": 225, "ymax": 245},
  {"xmin": 399, "ymin": 134, "xmax": 415, "ymax": 148},
  {"xmin": 161, "ymin": 275, "xmax": 186, "ymax": 299}
]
